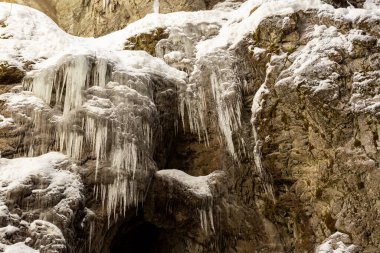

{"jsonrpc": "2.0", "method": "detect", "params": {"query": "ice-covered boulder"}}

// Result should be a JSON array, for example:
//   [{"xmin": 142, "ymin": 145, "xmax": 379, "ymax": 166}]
[{"xmin": 0, "ymin": 153, "xmax": 83, "ymax": 252}]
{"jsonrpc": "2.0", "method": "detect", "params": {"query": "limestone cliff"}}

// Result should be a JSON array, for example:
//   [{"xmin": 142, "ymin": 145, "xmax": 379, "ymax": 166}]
[
  {"xmin": 0, "ymin": 0, "xmax": 380, "ymax": 253},
  {"xmin": 2, "ymin": 0, "xmax": 227, "ymax": 37}
]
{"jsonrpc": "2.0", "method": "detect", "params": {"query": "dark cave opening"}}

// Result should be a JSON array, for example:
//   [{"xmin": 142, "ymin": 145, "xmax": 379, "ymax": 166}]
[{"xmin": 109, "ymin": 220, "xmax": 160, "ymax": 253}]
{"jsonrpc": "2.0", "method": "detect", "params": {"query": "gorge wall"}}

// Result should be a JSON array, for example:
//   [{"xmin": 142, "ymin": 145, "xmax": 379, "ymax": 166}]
[
  {"xmin": 0, "ymin": 0, "xmax": 380, "ymax": 253},
  {"xmin": 2, "ymin": 0, "xmax": 228, "ymax": 37}
]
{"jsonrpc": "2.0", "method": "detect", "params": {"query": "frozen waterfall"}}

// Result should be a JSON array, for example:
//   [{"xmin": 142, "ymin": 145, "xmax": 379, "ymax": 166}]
[{"xmin": 19, "ymin": 54, "xmax": 159, "ymax": 221}]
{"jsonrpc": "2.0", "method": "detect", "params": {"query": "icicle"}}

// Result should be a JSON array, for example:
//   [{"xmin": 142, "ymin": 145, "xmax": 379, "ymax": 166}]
[
  {"xmin": 199, "ymin": 208, "xmax": 205, "ymax": 231},
  {"xmin": 153, "ymin": 0, "xmax": 160, "ymax": 13},
  {"xmin": 18, "ymin": 54, "xmax": 158, "ymax": 221},
  {"xmin": 62, "ymin": 56, "xmax": 91, "ymax": 114},
  {"xmin": 23, "ymin": 68, "xmax": 55, "ymax": 105},
  {"xmin": 179, "ymin": 85, "xmax": 209, "ymax": 144},
  {"xmin": 94, "ymin": 58, "xmax": 110, "ymax": 87},
  {"xmin": 103, "ymin": 0, "xmax": 110, "ymax": 9},
  {"xmin": 94, "ymin": 122, "xmax": 108, "ymax": 179},
  {"xmin": 251, "ymin": 84, "xmax": 275, "ymax": 201},
  {"xmin": 199, "ymin": 208, "xmax": 212, "ymax": 234},
  {"xmin": 208, "ymin": 208, "xmax": 215, "ymax": 232},
  {"xmin": 88, "ymin": 222, "xmax": 94, "ymax": 253},
  {"xmin": 210, "ymin": 71, "xmax": 242, "ymax": 158},
  {"xmin": 97, "ymin": 178, "xmax": 142, "ymax": 226}
]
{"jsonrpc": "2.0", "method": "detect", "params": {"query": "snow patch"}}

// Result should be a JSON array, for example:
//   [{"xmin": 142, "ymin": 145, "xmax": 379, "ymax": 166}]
[
  {"xmin": 315, "ymin": 232, "xmax": 361, "ymax": 253},
  {"xmin": 0, "ymin": 115, "xmax": 14, "ymax": 128},
  {"xmin": 4, "ymin": 242, "xmax": 39, "ymax": 253},
  {"xmin": 156, "ymin": 169, "xmax": 215, "ymax": 197}
]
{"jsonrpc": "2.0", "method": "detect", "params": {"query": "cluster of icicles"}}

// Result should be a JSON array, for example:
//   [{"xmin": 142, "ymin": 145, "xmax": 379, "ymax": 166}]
[
  {"xmin": 16, "ymin": 44, "xmax": 275, "ymax": 237},
  {"xmin": 178, "ymin": 53, "xmax": 245, "ymax": 158},
  {"xmin": 178, "ymin": 52, "xmax": 275, "ymax": 201},
  {"xmin": 22, "ymin": 55, "xmax": 157, "ymax": 222},
  {"xmin": 198, "ymin": 200, "xmax": 216, "ymax": 235}
]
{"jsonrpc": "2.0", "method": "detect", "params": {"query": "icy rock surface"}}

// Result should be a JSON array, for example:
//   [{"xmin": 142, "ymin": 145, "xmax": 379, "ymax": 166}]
[
  {"xmin": 2, "ymin": 52, "xmax": 181, "ymax": 223},
  {"xmin": 1, "ymin": 0, "xmax": 380, "ymax": 252},
  {"xmin": 151, "ymin": 170, "xmax": 226, "ymax": 234},
  {"xmin": 315, "ymin": 232, "xmax": 361, "ymax": 253},
  {"xmin": 0, "ymin": 153, "xmax": 83, "ymax": 252},
  {"xmin": 0, "ymin": 2, "xmax": 188, "ymax": 225},
  {"xmin": 3, "ymin": 242, "xmax": 39, "ymax": 253}
]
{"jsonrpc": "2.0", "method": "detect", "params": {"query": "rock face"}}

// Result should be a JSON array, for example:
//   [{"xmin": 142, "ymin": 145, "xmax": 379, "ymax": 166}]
[
  {"xmin": 0, "ymin": 153, "xmax": 83, "ymax": 253},
  {"xmin": 246, "ymin": 9, "xmax": 380, "ymax": 251},
  {"xmin": 2, "ymin": 0, "xmax": 228, "ymax": 37},
  {"xmin": 0, "ymin": 0, "xmax": 380, "ymax": 253}
]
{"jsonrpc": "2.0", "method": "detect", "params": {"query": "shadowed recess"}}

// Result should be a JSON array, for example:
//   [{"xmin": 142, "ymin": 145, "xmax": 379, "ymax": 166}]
[{"xmin": 109, "ymin": 220, "xmax": 160, "ymax": 253}]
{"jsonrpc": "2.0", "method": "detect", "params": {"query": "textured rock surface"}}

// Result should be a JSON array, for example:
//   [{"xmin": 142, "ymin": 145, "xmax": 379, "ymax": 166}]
[
  {"xmin": 247, "ymin": 9, "xmax": 380, "ymax": 251},
  {"xmin": 0, "ymin": 153, "xmax": 84, "ymax": 253},
  {"xmin": 0, "ymin": 0, "xmax": 380, "ymax": 253},
  {"xmin": 2, "ymin": 0, "xmax": 229, "ymax": 37}
]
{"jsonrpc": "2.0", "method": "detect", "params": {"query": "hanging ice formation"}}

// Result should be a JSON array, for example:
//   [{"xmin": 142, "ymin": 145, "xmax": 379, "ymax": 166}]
[
  {"xmin": 103, "ymin": 0, "xmax": 110, "ymax": 9},
  {"xmin": 153, "ymin": 0, "xmax": 160, "ymax": 13},
  {"xmin": 21, "ymin": 54, "xmax": 158, "ymax": 221},
  {"xmin": 251, "ymin": 84, "xmax": 275, "ymax": 201},
  {"xmin": 198, "ymin": 200, "xmax": 215, "ymax": 235},
  {"xmin": 178, "ymin": 53, "xmax": 244, "ymax": 158},
  {"xmin": 178, "ymin": 51, "xmax": 274, "ymax": 200},
  {"xmin": 155, "ymin": 169, "xmax": 220, "ymax": 235}
]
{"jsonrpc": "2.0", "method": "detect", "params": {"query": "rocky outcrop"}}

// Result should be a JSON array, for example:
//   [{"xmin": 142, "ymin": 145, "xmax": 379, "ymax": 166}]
[
  {"xmin": 0, "ymin": 64, "xmax": 24, "ymax": 85},
  {"xmin": 3, "ymin": 0, "xmax": 230, "ymax": 37},
  {"xmin": 246, "ymin": 9, "xmax": 380, "ymax": 251},
  {"xmin": 0, "ymin": 153, "xmax": 84, "ymax": 253},
  {"xmin": 324, "ymin": 0, "xmax": 366, "ymax": 7},
  {"xmin": 0, "ymin": 1, "xmax": 380, "ymax": 253}
]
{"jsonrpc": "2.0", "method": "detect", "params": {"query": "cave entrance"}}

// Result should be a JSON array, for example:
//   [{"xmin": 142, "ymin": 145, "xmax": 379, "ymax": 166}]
[{"xmin": 109, "ymin": 219, "xmax": 160, "ymax": 253}]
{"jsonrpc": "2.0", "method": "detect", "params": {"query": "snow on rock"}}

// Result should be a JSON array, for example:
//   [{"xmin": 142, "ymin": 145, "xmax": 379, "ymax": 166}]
[
  {"xmin": 1, "ymin": 0, "xmax": 380, "ymax": 251},
  {"xmin": 154, "ymin": 169, "xmax": 226, "ymax": 233},
  {"xmin": 172, "ymin": 0, "xmax": 362, "ymax": 162},
  {"xmin": 95, "ymin": 9, "xmax": 231, "ymax": 51},
  {"xmin": 350, "ymin": 71, "xmax": 380, "ymax": 113},
  {"xmin": 155, "ymin": 169, "xmax": 223, "ymax": 198},
  {"xmin": 196, "ymin": 0, "xmax": 328, "ymax": 58},
  {"xmin": 0, "ymin": 202, "xmax": 9, "ymax": 220},
  {"xmin": 0, "ymin": 3, "xmax": 79, "ymax": 69},
  {"xmin": 3, "ymin": 0, "xmax": 378, "ymax": 170},
  {"xmin": 7, "ymin": 52, "xmax": 168, "ymax": 221},
  {"xmin": 3, "ymin": 242, "xmax": 39, "ymax": 253},
  {"xmin": 0, "ymin": 91, "xmax": 46, "ymax": 110},
  {"xmin": 28, "ymin": 220, "xmax": 66, "ymax": 252},
  {"xmin": 0, "ymin": 152, "xmax": 79, "ymax": 194},
  {"xmin": 0, "ymin": 2, "xmax": 187, "ymax": 85},
  {"xmin": 0, "ymin": 2, "xmax": 189, "ymax": 223},
  {"xmin": 0, "ymin": 153, "xmax": 84, "ymax": 252},
  {"xmin": 0, "ymin": 115, "xmax": 14, "ymax": 129},
  {"xmin": 0, "ymin": 225, "xmax": 19, "ymax": 237},
  {"xmin": 315, "ymin": 232, "xmax": 361, "ymax": 253},
  {"xmin": 0, "ymin": 153, "xmax": 83, "ymax": 223},
  {"xmin": 364, "ymin": 0, "xmax": 380, "ymax": 8},
  {"xmin": 196, "ymin": 0, "xmax": 380, "ymax": 57},
  {"xmin": 0, "ymin": 2, "xmax": 229, "ymax": 71},
  {"xmin": 273, "ymin": 23, "xmax": 379, "ymax": 117}
]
